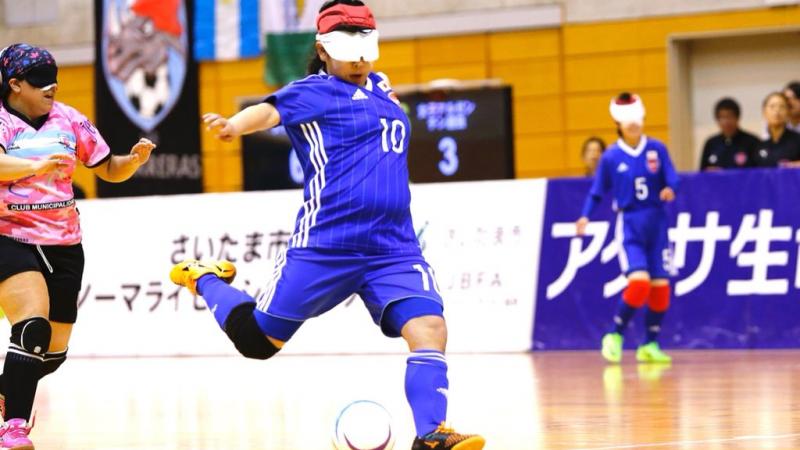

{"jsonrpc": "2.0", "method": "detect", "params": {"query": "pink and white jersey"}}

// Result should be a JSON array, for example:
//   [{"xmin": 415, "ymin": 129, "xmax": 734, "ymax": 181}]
[{"xmin": 0, "ymin": 101, "xmax": 110, "ymax": 245}]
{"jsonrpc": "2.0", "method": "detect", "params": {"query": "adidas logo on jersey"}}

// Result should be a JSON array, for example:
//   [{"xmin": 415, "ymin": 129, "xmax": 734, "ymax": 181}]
[
  {"xmin": 352, "ymin": 89, "xmax": 368, "ymax": 101},
  {"xmin": 617, "ymin": 162, "xmax": 629, "ymax": 173}
]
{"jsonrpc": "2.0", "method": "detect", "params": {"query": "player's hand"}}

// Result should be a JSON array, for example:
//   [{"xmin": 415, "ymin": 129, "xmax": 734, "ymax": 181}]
[
  {"xmin": 660, "ymin": 187, "xmax": 676, "ymax": 202},
  {"xmin": 203, "ymin": 113, "xmax": 238, "ymax": 142},
  {"xmin": 576, "ymin": 217, "xmax": 589, "ymax": 236},
  {"xmin": 129, "ymin": 138, "xmax": 155, "ymax": 165},
  {"xmin": 30, "ymin": 154, "xmax": 73, "ymax": 176}
]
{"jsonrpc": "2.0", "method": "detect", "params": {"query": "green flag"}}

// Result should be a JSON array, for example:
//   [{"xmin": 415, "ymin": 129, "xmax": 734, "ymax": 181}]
[
  {"xmin": 261, "ymin": 0, "xmax": 326, "ymax": 86},
  {"xmin": 264, "ymin": 31, "xmax": 317, "ymax": 86}
]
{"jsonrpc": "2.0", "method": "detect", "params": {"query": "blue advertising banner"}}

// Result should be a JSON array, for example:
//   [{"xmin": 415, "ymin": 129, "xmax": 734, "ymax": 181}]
[{"xmin": 534, "ymin": 169, "xmax": 800, "ymax": 350}]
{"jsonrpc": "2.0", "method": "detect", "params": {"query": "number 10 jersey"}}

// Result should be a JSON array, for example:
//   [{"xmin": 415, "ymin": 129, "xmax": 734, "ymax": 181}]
[{"xmin": 265, "ymin": 72, "xmax": 419, "ymax": 255}]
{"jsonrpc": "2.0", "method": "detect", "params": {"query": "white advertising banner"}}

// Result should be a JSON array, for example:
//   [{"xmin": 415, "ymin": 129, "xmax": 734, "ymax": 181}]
[{"xmin": 10, "ymin": 179, "xmax": 546, "ymax": 356}]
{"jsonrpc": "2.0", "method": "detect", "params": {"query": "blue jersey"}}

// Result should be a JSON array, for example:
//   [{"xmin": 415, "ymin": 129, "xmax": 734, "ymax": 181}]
[
  {"xmin": 266, "ymin": 72, "xmax": 419, "ymax": 255},
  {"xmin": 581, "ymin": 136, "xmax": 679, "ymax": 217}
]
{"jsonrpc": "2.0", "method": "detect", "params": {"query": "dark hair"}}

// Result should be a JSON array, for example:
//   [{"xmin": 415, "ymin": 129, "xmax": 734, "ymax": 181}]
[
  {"xmin": 581, "ymin": 136, "xmax": 606, "ymax": 157},
  {"xmin": 763, "ymin": 91, "xmax": 789, "ymax": 109},
  {"xmin": 616, "ymin": 92, "xmax": 633, "ymax": 104},
  {"xmin": 614, "ymin": 92, "xmax": 634, "ymax": 137},
  {"xmin": 785, "ymin": 81, "xmax": 800, "ymax": 99},
  {"xmin": 0, "ymin": 46, "xmax": 10, "ymax": 100},
  {"xmin": 306, "ymin": 0, "xmax": 368, "ymax": 75},
  {"xmin": 714, "ymin": 97, "xmax": 740, "ymax": 119}
]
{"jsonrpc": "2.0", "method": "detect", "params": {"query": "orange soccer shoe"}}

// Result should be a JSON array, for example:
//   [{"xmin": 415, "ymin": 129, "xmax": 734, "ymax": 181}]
[
  {"xmin": 411, "ymin": 423, "xmax": 486, "ymax": 450},
  {"xmin": 169, "ymin": 259, "xmax": 236, "ymax": 295}
]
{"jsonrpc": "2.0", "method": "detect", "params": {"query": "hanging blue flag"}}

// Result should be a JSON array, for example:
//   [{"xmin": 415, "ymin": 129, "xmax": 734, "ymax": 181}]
[{"xmin": 194, "ymin": 0, "xmax": 261, "ymax": 61}]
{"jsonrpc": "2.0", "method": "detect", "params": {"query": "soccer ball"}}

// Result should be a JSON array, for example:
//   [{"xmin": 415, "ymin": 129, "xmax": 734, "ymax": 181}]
[
  {"xmin": 125, "ymin": 65, "xmax": 170, "ymax": 119},
  {"xmin": 332, "ymin": 400, "xmax": 395, "ymax": 450}
]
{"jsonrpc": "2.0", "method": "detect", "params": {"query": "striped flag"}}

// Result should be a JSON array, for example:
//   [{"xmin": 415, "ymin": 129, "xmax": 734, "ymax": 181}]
[
  {"xmin": 262, "ymin": 0, "xmax": 326, "ymax": 85},
  {"xmin": 194, "ymin": 0, "xmax": 261, "ymax": 61},
  {"xmin": 193, "ymin": 0, "xmax": 329, "ymax": 85}
]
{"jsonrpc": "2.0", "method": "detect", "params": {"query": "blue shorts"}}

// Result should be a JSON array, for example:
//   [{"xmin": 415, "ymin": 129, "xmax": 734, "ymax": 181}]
[
  {"xmin": 616, "ymin": 208, "xmax": 671, "ymax": 279},
  {"xmin": 253, "ymin": 248, "xmax": 444, "ymax": 340}
]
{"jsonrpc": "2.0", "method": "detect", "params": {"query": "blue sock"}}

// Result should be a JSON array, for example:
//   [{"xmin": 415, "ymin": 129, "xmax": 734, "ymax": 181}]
[
  {"xmin": 613, "ymin": 300, "xmax": 638, "ymax": 335},
  {"xmin": 196, "ymin": 274, "xmax": 255, "ymax": 329},
  {"xmin": 406, "ymin": 350, "xmax": 448, "ymax": 437},
  {"xmin": 645, "ymin": 308, "xmax": 666, "ymax": 343}
]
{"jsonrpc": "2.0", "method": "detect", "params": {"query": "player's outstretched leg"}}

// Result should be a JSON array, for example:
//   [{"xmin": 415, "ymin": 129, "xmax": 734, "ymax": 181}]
[
  {"xmin": 602, "ymin": 276, "xmax": 650, "ymax": 363},
  {"xmin": 387, "ymin": 299, "xmax": 485, "ymax": 450},
  {"xmin": 636, "ymin": 281, "xmax": 671, "ymax": 363},
  {"xmin": 170, "ymin": 259, "xmax": 282, "ymax": 360}
]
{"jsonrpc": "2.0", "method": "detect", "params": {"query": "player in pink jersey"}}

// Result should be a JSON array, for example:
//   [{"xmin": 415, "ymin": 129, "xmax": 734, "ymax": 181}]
[{"xmin": 0, "ymin": 43, "xmax": 155, "ymax": 449}]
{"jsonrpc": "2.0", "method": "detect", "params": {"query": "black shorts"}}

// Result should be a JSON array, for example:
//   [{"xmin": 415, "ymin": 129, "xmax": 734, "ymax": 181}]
[{"xmin": 0, "ymin": 235, "xmax": 85, "ymax": 323}]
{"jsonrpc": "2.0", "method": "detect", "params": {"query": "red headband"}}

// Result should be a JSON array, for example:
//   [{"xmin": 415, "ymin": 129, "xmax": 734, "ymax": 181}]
[{"xmin": 316, "ymin": 4, "xmax": 377, "ymax": 34}]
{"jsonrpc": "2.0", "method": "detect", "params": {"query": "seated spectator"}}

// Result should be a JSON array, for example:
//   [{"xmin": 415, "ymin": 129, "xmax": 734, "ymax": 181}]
[
  {"xmin": 581, "ymin": 136, "xmax": 606, "ymax": 176},
  {"xmin": 700, "ymin": 98, "xmax": 760, "ymax": 171},
  {"xmin": 754, "ymin": 92, "xmax": 800, "ymax": 168},
  {"xmin": 783, "ymin": 81, "xmax": 800, "ymax": 133}
]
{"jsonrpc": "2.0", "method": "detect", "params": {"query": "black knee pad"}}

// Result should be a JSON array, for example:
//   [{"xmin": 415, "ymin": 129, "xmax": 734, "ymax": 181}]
[
  {"xmin": 224, "ymin": 304, "xmax": 280, "ymax": 360},
  {"xmin": 41, "ymin": 349, "xmax": 68, "ymax": 378},
  {"xmin": 10, "ymin": 317, "xmax": 51, "ymax": 357}
]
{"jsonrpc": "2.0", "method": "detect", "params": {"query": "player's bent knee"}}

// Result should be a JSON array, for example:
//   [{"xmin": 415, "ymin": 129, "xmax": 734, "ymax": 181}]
[
  {"xmin": 10, "ymin": 317, "xmax": 51, "ymax": 356},
  {"xmin": 648, "ymin": 283, "xmax": 671, "ymax": 312},
  {"xmin": 382, "ymin": 297, "xmax": 444, "ymax": 339},
  {"xmin": 622, "ymin": 278, "xmax": 650, "ymax": 309},
  {"xmin": 407, "ymin": 315, "xmax": 446, "ymax": 336},
  {"xmin": 627, "ymin": 270, "xmax": 651, "ymax": 281},
  {"xmin": 224, "ymin": 303, "xmax": 280, "ymax": 360}
]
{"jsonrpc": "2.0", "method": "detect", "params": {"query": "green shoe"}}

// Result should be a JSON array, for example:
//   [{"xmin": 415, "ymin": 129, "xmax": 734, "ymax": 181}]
[
  {"xmin": 601, "ymin": 332, "xmax": 623, "ymax": 363},
  {"xmin": 636, "ymin": 342, "xmax": 672, "ymax": 363}
]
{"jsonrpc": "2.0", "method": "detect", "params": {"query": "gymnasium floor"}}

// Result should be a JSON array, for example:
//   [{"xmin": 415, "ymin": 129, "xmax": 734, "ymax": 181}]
[{"xmin": 31, "ymin": 351, "xmax": 800, "ymax": 449}]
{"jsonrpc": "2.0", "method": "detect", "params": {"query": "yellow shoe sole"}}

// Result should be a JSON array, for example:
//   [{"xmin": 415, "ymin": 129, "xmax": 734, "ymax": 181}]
[{"xmin": 453, "ymin": 436, "xmax": 486, "ymax": 450}]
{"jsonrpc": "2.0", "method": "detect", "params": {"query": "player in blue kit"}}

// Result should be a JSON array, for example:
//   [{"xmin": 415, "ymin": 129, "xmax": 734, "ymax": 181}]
[
  {"xmin": 168, "ymin": 1, "xmax": 484, "ymax": 449},
  {"xmin": 576, "ymin": 93, "xmax": 679, "ymax": 364}
]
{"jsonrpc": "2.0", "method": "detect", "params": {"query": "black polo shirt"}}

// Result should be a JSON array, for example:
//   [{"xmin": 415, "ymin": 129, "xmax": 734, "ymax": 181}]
[
  {"xmin": 753, "ymin": 128, "xmax": 800, "ymax": 168},
  {"xmin": 700, "ymin": 129, "xmax": 760, "ymax": 170}
]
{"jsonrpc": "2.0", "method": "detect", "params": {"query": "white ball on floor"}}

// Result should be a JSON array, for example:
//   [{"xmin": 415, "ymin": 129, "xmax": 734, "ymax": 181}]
[{"xmin": 332, "ymin": 400, "xmax": 395, "ymax": 450}]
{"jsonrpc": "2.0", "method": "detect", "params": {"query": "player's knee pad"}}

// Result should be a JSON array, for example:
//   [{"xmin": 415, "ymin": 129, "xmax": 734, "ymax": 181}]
[
  {"xmin": 41, "ymin": 349, "xmax": 68, "ymax": 378},
  {"xmin": 622, "ymin": 279, "xmax": 650, "ymax": 308},
  {"xmin": 10, "ymin": 317, "xmax": 51, "ymax": 357},
  {"xmin": 224, "ymin": 303, "xmax": 280, "ymax": 360},
  {"xmin": 648, "ymin": 284, "xmax": 671, "ymax": 312}
]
